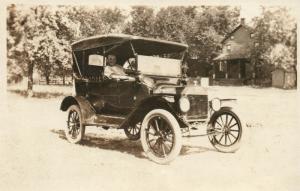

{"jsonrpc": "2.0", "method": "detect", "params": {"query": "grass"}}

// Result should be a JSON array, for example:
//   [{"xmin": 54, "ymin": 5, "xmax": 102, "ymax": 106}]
[
  {"xmin": 8, "ymin": 89, "xmax": 70, "ymax": 99},
  {"xmin": 7, "ymin": 84, "xmax": 73, "ymax": 98}
]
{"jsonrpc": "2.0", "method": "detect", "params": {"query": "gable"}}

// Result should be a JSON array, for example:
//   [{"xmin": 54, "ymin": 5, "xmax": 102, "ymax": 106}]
[
  {"xmin": 218, "ymin": 26, "xmax": 254, "ymax": 58},
  {"xmin": 214, "ymin": 23, "xmax": 256, "ymax": 61},
  {"xmin": 223, "ymin": 26, "xmax": 253, "ymax": 45}
]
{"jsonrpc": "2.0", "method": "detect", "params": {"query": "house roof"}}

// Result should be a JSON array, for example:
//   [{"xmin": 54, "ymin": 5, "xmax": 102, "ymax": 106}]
[
  {"xmin": 213, "ymin": 51, "xmax": 250, "ymax": 61},
  {"xmin": 221, "ymin": 24, "xmax": 253, "ymax": 44},
  {"xmin": 214, "ymin": 21, "xmax": 254, "ymax": 61}
]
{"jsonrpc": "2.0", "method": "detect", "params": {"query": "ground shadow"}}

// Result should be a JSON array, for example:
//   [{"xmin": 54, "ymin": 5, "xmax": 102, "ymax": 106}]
[
  {"xmin": 51, "ymin": 129, "xmax": 215, "ymax": 160},
  {"xmin": 180, "ymin": 144, "xmax": 216, "ymax": 156},
  {"xmin": 51, "ymin": 129, "xmax": 145, "ymax": 158}
]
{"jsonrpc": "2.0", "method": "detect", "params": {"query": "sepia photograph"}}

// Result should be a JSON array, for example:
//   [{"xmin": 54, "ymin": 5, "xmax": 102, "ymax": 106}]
[{"xmin": 0, "ymin": 0, "xmax": 299, "ymax": 190}]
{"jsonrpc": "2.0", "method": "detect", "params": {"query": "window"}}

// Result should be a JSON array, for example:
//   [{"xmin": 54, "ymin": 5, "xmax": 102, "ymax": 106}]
[
  {"xmin": 88, "ymin": 54, "xmax": 103, "ymax": 66},
  {"xmin": 219, "ymin": 62, "xmax": 225, "ymax": 72},
  {"xmin": 227, "ymin": 45, "xmax": 231, "ymax": 51}
]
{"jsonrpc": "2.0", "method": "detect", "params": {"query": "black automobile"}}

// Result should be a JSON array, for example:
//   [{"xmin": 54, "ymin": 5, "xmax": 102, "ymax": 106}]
[{"xmin": 60, "ymin": 34, "xmax": 243, "ymax": 164}]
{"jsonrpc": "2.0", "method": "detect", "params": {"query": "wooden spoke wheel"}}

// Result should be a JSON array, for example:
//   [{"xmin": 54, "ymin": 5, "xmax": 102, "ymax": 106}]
[
  {"xmin": 124, "ymin": 122, "xmax": 141, "ymax": 141},
  {"xmin": 65, "ymin": 105, "xmax": 85, "ymax": 144},
  {"xmin": 208, "ymin": 110, "xmax": 242, "ymax": 153},
  {"xmin": 141, "ymin": 109, "xmax": 182, "ymax": 164}
]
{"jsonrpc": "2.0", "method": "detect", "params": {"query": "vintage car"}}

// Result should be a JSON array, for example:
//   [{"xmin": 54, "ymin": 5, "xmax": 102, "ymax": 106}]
[{"xmin": 60, "ymin": 34, "xmax": 242, "ymax": 164}]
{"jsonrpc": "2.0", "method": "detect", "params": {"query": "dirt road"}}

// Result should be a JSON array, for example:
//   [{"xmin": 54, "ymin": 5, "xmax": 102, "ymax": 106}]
[{"xmin": 0, "ymin": 87, "xmax": 299, "ymax": 191}]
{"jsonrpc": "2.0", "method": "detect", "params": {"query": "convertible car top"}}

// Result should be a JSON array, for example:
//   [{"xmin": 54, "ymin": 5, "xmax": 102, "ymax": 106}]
[{"xmin": 71, "ymin": 33, "xmax": 188, "ymax": 56}]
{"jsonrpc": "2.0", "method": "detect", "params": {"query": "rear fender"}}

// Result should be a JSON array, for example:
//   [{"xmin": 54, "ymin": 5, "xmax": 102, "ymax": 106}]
[
  {"xmin": 60, "ymin": 96, "xmax": 96, "ymax": 123},
  {"xmin": 60, "ymin": 96, "xmax": 78, "ymax": 111}
]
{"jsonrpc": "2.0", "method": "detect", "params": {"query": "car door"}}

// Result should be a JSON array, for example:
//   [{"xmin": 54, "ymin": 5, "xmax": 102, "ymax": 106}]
[
  {"xmin": 117, "ymin": 80, "xmax": 136, "ymax": 109},
  {"xmin": 87, "ymin": 79, "xmax": 120, "ymax": 114}
]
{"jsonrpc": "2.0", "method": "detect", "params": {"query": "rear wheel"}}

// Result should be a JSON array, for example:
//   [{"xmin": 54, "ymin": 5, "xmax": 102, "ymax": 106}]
[
  {"xmin": 207, "ymin": 110, "xmax": 242, "ymax": 152},
  {"xmin": 124, "ymin": 122, "xmax": 141, "ymax": 141},
  {"xmin": 141, "ymin": 109, "xmax": 182, "ymax": 164},
  {"xmin": 65, "ymin": 105, "xmax": 85, "ymax": 144}
]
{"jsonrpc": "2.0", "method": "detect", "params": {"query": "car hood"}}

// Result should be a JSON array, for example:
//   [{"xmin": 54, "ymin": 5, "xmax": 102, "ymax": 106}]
[{"xmin": 153, "ymin": 84, "xmax": 207, "ymax": 96}]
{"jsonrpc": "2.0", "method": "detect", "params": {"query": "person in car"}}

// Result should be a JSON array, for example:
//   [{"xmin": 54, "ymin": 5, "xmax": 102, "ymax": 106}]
[{"xmin": 104, "ymin": 54, "xmax": 127, "ymax": 79}]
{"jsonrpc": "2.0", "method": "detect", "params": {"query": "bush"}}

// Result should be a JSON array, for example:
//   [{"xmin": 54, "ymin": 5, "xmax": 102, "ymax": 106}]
[{"xmin": 264, "ymin": 43, "xmax": 296, "ymax": 72}]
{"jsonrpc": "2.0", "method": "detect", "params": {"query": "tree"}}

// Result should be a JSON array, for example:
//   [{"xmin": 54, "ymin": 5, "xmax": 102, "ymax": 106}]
[
  {"xmin": 49, "ymin": 6, "xmax": 79, "ymax": 85},
  {"xmin": 123, "ymin": 6, "xmax": 156, "ymax": 37},
  {"xmin": 7, "ymin": 4, "xmax": 27, "ymax": 84},
  {"xmin": 153, "ymin": 6, "xmax": 197, "ymax": 42},
  {"xmin": 6, "ymin": 5, "xmax": 79, "ymax": 90},
  {"xmin": 22, "ymin": 6, "xmax": 77, "ymax": 86},
  {"xmin": 251, "ymin": 6, "xmax": 297, "ymax": 81},
  {"xmin": 189, "ymin": 6, "xmax": 240, "ymax": 59},
  {"xmin": 123, "ymin": 6, "xmax": 240, "ymax": 76},
  {"xmin": 6, "ymin": 5, "xmax": 244, "ymax": 89},
  {"xmin": 264, "ymin": 43, "xmax": 295, "ymax": 71},
  {"xmin": 68, "ymin": 6, "xmax": 126, "ymax": 38}
]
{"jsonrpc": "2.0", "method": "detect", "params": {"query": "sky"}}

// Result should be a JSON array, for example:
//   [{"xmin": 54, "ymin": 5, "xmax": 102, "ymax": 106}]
[{"xmin": 240, "ymin": 4, "xmax": 261, "ymax": 21}]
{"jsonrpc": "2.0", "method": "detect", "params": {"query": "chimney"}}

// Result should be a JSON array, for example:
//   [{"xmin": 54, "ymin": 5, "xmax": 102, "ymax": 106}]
[{"xmin": 241, "ymin": 18, "xmax": 245, "ymax": 25}]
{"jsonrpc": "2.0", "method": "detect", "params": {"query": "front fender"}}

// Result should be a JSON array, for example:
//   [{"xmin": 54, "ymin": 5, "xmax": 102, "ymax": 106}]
[
  {"xmin": 119, "ymin": 96, "xmax": 186, "ymax": 129},
  {"xmin": 208, "ymin": 106, "xmax": 241, "ymax": 125}
]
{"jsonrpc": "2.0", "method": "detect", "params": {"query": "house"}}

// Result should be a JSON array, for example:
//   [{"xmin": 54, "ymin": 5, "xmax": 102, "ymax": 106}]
[{"xmin": 213, "ymin": 18, "xmax": 256, "ymax": 85}]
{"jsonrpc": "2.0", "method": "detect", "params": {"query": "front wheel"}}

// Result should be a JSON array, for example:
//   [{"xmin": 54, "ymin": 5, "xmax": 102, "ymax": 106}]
[
  {"xmin": 140, "ymin": 109, "xmax": 182, "ymax": 164},
  {"xmin": 65, "ymin": 105, "xmax": 85, "ymax": 144},
  {"xmin": 207, "ymin": 109, "xmax": 242, "ymax": 153}
]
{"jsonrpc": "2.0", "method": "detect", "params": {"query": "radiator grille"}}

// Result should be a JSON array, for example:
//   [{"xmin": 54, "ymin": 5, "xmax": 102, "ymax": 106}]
[{"xmin": 186, "ymin": 95, "xmax": 208, "ymax": 120}]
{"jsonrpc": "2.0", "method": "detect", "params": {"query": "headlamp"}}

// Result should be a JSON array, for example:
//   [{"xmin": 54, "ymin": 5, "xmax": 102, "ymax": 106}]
[
  {"xmin": 179, "ymin": 97, "xmax": 190, "ymax": 112},
  {"xmin": 211, "ymin": 98, "xmax": 221, "ymax": 111}
]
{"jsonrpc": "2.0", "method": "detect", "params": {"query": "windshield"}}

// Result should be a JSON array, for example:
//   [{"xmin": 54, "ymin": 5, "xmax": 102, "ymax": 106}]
[{"xmin": 137, "ymin": 55, "xmax": 182, "ymax": 77}]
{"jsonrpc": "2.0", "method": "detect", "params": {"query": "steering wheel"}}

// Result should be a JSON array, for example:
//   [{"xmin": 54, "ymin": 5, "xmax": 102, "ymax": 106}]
[{"xmin": 126, "ymin": 58, "xmax": 137, "ymax": 71}]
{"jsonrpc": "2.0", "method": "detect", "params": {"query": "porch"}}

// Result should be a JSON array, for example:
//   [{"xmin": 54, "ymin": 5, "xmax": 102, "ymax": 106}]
[{"xmin": 212, "ymin": 59, "xmax": 253, "ymax": 85}]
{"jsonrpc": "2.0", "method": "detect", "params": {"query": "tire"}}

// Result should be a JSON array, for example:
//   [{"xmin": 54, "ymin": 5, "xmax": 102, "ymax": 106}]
[
  {"xmin": 124, "ymin": 122, "xmax": 141, "ymax": 141},
  {"xmin": 65, "ymin": 105, "xmax": 85, "ymax": 144},
  {"xmin": 207, "ymin": 109, "xmax": 242, "ymax": 153},
  {"xmin": 140, "ymin": 109, "xmax": 182, "ymax": 164}
]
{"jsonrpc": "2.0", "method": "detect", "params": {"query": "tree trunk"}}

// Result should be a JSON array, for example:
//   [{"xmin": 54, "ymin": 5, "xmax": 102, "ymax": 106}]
[
  {"xmin": 62, "ymin": 72, "xmax": 65, "ymax": 85},
  {"xmin": 293, "ymin": 65, "xmax": 297, "ymax": 87},
  {"xmin": 45, "ymin": 75, "xmax": 50, "ymax": 85},
  {"xmin": 27, "ymin": 61, "xmax": 34, "ymax": 96}
]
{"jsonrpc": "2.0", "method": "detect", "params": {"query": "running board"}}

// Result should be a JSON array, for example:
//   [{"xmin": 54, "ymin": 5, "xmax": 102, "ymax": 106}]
[{"xmin": 83, "ymin": 114, "xmax": 126, "ymax": 128}]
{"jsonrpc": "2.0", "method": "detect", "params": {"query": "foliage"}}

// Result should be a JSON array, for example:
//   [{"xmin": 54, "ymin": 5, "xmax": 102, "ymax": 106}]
[
  {"xmin": 7, "ymin": 5, "xmax": 242, "ymax": 89},
  {"xmin": 188, "ymin": 6, "xmax": 240, "ymax": 61},
  {"xmin": 264, "ymin": 43, "xmax": 296, "ymax": 71},
  {"xmin": 124, "ymin": 6, "xmax": 155, "ymax": 37},
  {"xmin": 67, "ymin": 6, "xmax": 126, "ymax": 38},
  {"xmin": 251, "ymin": 6, "xmax": 297, "ymax": 80},
  {"xmin": 131, "ymin": 6, "xmax": 240, "ymax": 75},
  {"xmin": 7, "ymin": 5, "xmax": 126, "ymax": 90},
  {"xmin": 7, "ymin": 4, "xmax": 296, "ymax": 90},
  {"xmin": 153, "ymin": 6, "xmax": 197, "ymax": 42},
  {"xmin": 6, "ymin": 5, "xmax": 76, "ymax": 87},
  {"xmin": 7, "ymin": 5, "xmax": 26, "ymax": 83}
]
